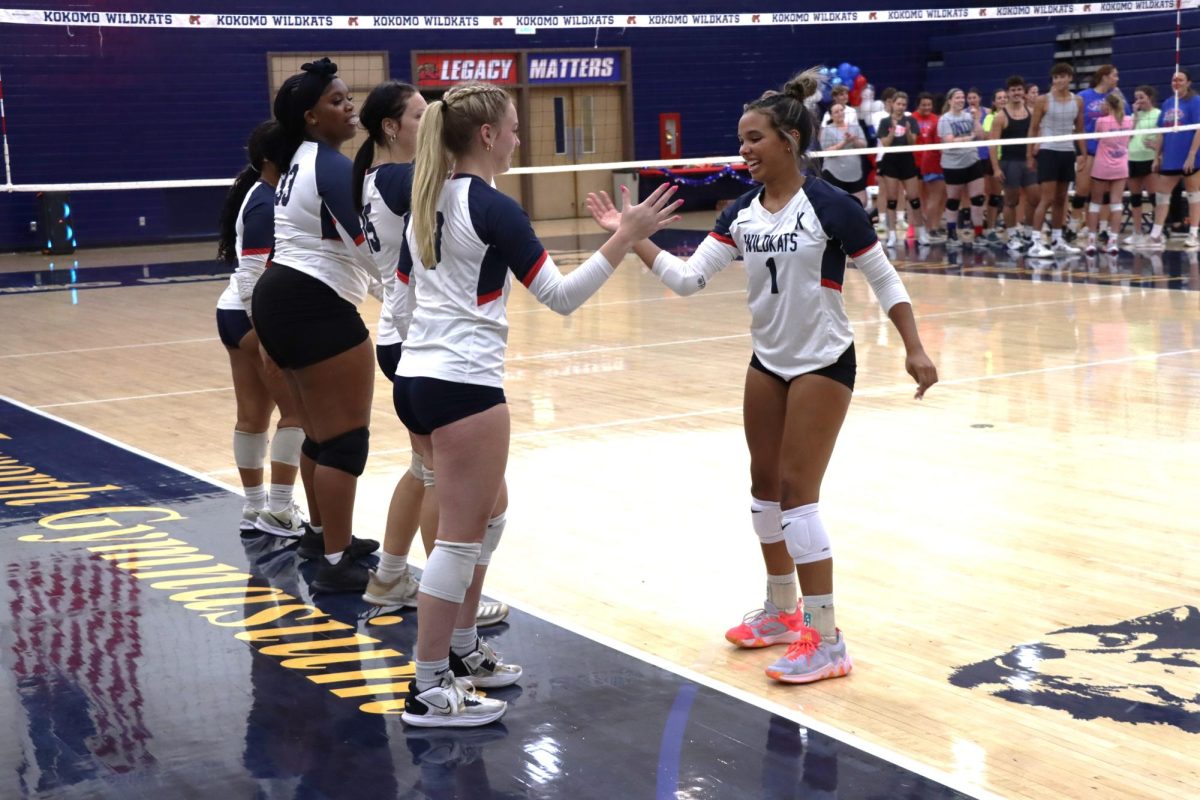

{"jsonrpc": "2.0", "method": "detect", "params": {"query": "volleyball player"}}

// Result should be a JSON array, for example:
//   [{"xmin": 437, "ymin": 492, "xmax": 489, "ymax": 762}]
[
  {"xmin": 1027, "ymin": 63, "xmax": 1085, "ymax": 258},
  {"xmin": 877, "ymin": 91, "xmax": 933, "ymax": 247},
  {"xmin": 1147, "ymin": 69, "xmax": 1200, "ymax": 249},
  {"xmin": 980, "ymin": 88, "xmax": 1007, "ymax": 245},
  {"xmin": 1073, "ymin": 65, "xmax": 1127, "ymax": 238},
  {"xmin": 1084, "ymin": 94, "xmax": 1133, "ymax": 256},
  {"xmin": 938, "ymin": 88, "xmax": 987, "ymax": 248},
  {"xmin": 587, "ymin": 70, "xmax": 938, "ymax": 685},
  {"xmin": 1124, "ymin": 86, "xmax": 1160, "ymax": 246},
  {"xmin": 396, "ymin": 81, "xmax": 682, "ymax": 727},
  {"xmin": 352, "ymin": 79, "xmax": 510, "ymax": 627},
  {"xmin": 215, "ymin": 122, "xmax": 308, "ymax": 535},
  {"xmin": 990, "ymin": 76, "xmax": 1039, "ymax": 251},
  {"xmin": 913, "ymin": 93, "xmax": 947, "ymax": 243},
  {"xmin": 251, "ymin": 58, "xmax": 381, "ymax": 592}
]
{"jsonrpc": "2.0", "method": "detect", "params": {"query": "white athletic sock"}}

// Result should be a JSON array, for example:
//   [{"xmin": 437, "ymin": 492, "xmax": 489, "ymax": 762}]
[
  {"xmin": 1052, "ymin": 228, "xmax": 1064, "ymax": 242},
  {"xmin": 802, "ymin": 592, "xmax": 837, "ymax": 642},
  {"xmin": 415, "ymin": 658, "xmax": 450, "ymax": 692},
  {"xmin": 244, "ymin": 484, "xmax": 266, "ymax": 510},
  {"xmin": 450, "ymin": 627, "xmax": 478, "ymax": 656},
  {"xmin": 309, "ymin": 524, "xmax": 324, "ymax": 535},
  {"xmin": 268, "ymin": 483, "xmax": 293, "ymax": 513},
  {"xmin": 1151, "ymin": 223, "xmax": 1164, "ymax": 238},
  {"xmin": 324, "ymin": 550, "xmax": 343, "ymax": 566},
  {"xmin": 376, "ymin": 551, "xmax": 408, "ymax": 582},
  {"xmin": 1190, "ymin": 225, "xmax": 1198, "ymax": 238},
  {"xmin": 767, "ymin": 573, "xmax": 798, "ymax": 614}
]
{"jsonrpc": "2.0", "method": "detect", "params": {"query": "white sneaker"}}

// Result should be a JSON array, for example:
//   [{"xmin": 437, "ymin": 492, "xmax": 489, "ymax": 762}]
[
  {"xmin": 363, "ymin": 568, "xmax": 420, "ymax": 607},
  {"xmin": 1053, "ymin": 239, "xmax": 1082, "ymax": 255},
  {"xmin": 449, "ymin": 638, "xmax": 523, "ymax": 689},
  {"xmin": 1144, "ymin": 233, "xmax": 1166, "ymax": 250},
  {"xmin": 476, "ymin": 599, "xmax": 510, "ymax": 628},
  {"xmin": 240, "ymin": 503, "xmax": 261, "ymax": 532},
  {"xmin": 1106, "ymin": 243, "xmax": 1120, "ymax": 255},
  {"xmin": 1027, "ymin": 241, "xmax": 1054, "ymax": 258},
  {"xmin": 1122, "ymin": 233, "xmax": 1145, "ymax": 246},
  {"xmin": 1085, "ymin": 242, "xmax": 1098, "ymax": 256},
  {"xmin": 402, "ymin": 673, "xmax": 506, "ymax": 728},
  {"xmin": 1184, "ymin": 234, "xmax": 1200, "ymax": 249},
  {"xmin": 253, "ymin": 503, "xmax": 306, "ymax": 538},
  {"xmin": 885, "ymin": 231, "xmax": 897, "ymax": 248}
]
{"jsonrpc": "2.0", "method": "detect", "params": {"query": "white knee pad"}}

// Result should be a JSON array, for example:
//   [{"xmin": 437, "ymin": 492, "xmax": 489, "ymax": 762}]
[
  {"xmin": 1088, "ymin": 202, "xmax": 1102, "ymax": 214},
  {"xmin": 1157, "ymin": 197, "xmax": 1172, "ymax": 208},
  {"xmin": 1108, "ymin": 204, "xmax": 1123, "ymax": 214},
  {"xmin": 477, "ymin": 512, "xmax": 506, "ymax": 566},
  {"xmin": 781, "ymin": 503, "xmax": 832, "ymax": 565},
  {"xmin": 421, "ymin": 466, "xmax": 436, "ymax": 488},
  {"xmin": 1188, "ymin": 191, "xmax": 1200, "ymax": 205},
  {"xmin": 270, "ymin": 426, "xmax": 304, "ymax": 467},
  {"xmin": 751, "ymin": 497, "xmax": 785, "ymax": 545},
  {"xmin": 233, "ymin": 430, "xmax": 268, "ymax": 469},
  {"xmin": 407, "ymin": 451, "xmax": 425, "ymax": 480},
  {"xmin": 419, "ymin": 540, "xmax": 482, "ymax": 603}
]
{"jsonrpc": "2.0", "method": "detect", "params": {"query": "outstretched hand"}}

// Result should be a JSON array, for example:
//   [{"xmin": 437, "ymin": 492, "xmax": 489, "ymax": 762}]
[
  {"xmin": 906, "ymin": 350, "xmax": 939, "ymax": 399},
  {"xmin": 587, "ymin": 184, "xmax": 683, "ymax": 239}
]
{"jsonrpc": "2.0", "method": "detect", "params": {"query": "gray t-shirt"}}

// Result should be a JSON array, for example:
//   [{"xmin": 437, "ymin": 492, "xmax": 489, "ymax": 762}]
[
  {"xmin": 819, "ymin": 125, "xmax": 863, "ymax": 182},
  {"xmin": 937, "ymin": 110, "xmax": 980, "ymax": 169}
]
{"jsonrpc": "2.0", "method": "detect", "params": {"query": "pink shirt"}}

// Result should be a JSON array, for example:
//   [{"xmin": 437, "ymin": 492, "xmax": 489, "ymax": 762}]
[{"xmin": 1092, "ymin": 115, "xmax": 1134, "ymax": 180}]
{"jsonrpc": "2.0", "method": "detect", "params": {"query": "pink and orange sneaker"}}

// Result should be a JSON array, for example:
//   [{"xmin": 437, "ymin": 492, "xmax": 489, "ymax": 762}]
[
  {"xmin": 764, "ymin": 626, "xmax": 852, "ymax": 684},
  {"xmin": 724, "ymin": 600, "xmax": 806, "ymax": 648}
]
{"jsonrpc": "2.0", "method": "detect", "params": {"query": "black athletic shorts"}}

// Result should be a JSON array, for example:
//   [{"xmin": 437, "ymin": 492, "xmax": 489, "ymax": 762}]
[
  {"xmin": 749, "ymin": 344, "xmax": 856, "ymax": 392},
  {"xmin": 821, "ymin": 170, "xmax": 868, "ymax": 195},
  {"xmin": 216, "ymin": 308, "xmax": 252, "ymax": 349},
  {"xmin": 944, "ymin": 161, "xmax": 987, "ymax": 186},
  {"xmin": 878, "ymin": 156, "xmax": 920, "ymax": 182},
  {"xmin": 393, "ymin": 376, "xmax": 507, "ymax": 436},
  {"xmin": 252, "ymin": 264, "xmax": 369, "ymax": 370},
  {"xmin": 1129, "ymin": 160, "xmax": 1153, "ymax": 179},
  {"xmin": 376, "ymin": 342, "xmax": 404, "ymax": 383},
  {"xmin": 1036, "ymin": 150, "xmax": 1077, "ymax": 184}
]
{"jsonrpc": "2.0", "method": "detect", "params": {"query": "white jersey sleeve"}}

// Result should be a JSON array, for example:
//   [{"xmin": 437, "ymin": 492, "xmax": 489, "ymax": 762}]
[{"xmin": 362, "ymin": 163, "xmax": 414, "ymax": 343}]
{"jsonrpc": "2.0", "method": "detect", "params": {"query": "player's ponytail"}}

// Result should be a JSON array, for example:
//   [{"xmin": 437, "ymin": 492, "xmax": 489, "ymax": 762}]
[
  {"xmin": 412, "ymin": 99, "xmax": 450, "ymax": 267},
  {"xmin": 217, "ymin": 121, "xmax": 277, "ymax": 265},
  {"xmin": 273, "ymin": 58, "xmax": 339, "ymax": 169},
  {"xmin": 745, "ymin": 67, "xmax": 823, "ymax": 168}
]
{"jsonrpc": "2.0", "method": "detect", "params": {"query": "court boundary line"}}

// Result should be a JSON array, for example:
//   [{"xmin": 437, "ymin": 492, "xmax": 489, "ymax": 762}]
[{"xmin": 0, "ymin": 392, "xmax": 1000, "ymax": 800}]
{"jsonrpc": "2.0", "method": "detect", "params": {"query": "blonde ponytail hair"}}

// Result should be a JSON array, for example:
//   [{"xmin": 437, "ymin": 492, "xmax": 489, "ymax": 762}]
[{"xmin": 411, "ymin": 81, "xmax": 512, "ymax": 267}]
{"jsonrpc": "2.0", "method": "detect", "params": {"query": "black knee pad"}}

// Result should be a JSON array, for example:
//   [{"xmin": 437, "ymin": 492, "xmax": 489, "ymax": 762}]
[
  {"xmin": 301, "ymin": 436, "xmax": 322, "ymax": 461},
  {"xmin": 989, "ymin": 194, "xmax": 1003, "ymax": 208},
  {"xmin": 1070, "ymin": 195, "xmax": 1087, "ymax": 210},
  {"xmin": 886, "ymin": 199, "xmax": 898, "ymax": 211},
  {"xmin": 317, "ymin": 427, "xmax": 370, "ymax": 477},
  {"xmin": 908, "ymin": 197, "xmax": 922, "ymax": 210},
  {"xmin": 970, "ymin": 194, "xmax": 986, "ymax": 207},
  {"xmin": 1130, "ymin": 193, "xmax": 1143, "ymax": 208},
  {"xmin": 946, "ymin": 198, "xmax": 961, "ymax": 212}
]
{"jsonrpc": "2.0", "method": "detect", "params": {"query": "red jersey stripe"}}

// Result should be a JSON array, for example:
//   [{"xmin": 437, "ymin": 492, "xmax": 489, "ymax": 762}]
[
  {"xmin": 522, "ymin": 250, "xmax": 549, "ymax": 287},
  {"xmin": 709, "ymin": 231, "xmax": 735, "ymax": 246},
  {"xmin": 241, "ymin": 247, "xmax": 271, "ymax": 256},
  {"xmin": 850, "ymin": 243, "xmax": 877, "ymax": 259},
  {"xmin": 477, "ymin": 288, "xmax": 503, "ymax": 305},
  {"xmin": 820, "ymin": 278, "xmax": 843, "ymax": 292}
]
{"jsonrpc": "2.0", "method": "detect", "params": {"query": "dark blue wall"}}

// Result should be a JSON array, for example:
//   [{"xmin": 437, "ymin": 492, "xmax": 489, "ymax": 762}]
[{"xmin": 2, "ymin": 2, "xmax": 1194, "ymax": 251}]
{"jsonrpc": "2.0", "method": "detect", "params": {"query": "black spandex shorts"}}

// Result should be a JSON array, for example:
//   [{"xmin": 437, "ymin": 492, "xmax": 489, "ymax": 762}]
[
  {"xmin": 393, "ymin": 376, "xmax": 507, "ymax": 436},
  {"xmin": 1036, "ymin": 149, "xmax": 1077, "ymax": 184},
  {"xmin": 821, "ymin": 171, "xmax": 867, "ymax": 195},
  {"xmin": 878, "ymin": 156, "xmax": 920, "ymax": 182},
  {"xmin": 216, "ymin": 308, "xmax": 252, "ymax": 349},
  {"xmin": 376, "ymin": 342, "xmax": 404, "ymax": 383},
  {"xmin": 1129, "ymin": 160, "xmax": 1153, "ymax": 179},
  {"xmin": 944, "ymin": 161, "xmax": 987, "ymax": 186},
  {"xmin": 749, "ymin": 344, "xmax": 856, "ymax": 392},
  {"xmin": 252, "ymin": 264, "xmax": 369, "ymax": 370}
]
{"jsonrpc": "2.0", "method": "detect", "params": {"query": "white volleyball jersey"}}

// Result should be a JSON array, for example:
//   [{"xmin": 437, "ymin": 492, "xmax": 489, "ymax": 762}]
[
  {"xmin": 655, "ymin": 178, "xmax": 885, "ymax": 379},
  {"xmin": 361, "ymin": 163, "xmax": 414, "ymax": 345},
  {"xmin": 271, "ymin": 140, "xmax": 380, "ymax": 305},
  {"xmin": 397, "ymin": 174, "xmax": 614, "ymax": 388},
  {"xmin": 217, "ymin": 180, "xmax": 274, "ymax": 312}
]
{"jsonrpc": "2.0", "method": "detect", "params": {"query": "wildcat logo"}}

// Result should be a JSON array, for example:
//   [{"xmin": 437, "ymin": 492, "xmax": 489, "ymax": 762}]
[
  {"xmin": 951, "ymin": 606, "xmax": 1200, "ymax": 733},
  {"xmin": 189, "ymin": 15, "xmax": 200, "ymax": 24},
  {"xmin": 417, "ymin": 63, "xmax": 437, "ymax": 81}
]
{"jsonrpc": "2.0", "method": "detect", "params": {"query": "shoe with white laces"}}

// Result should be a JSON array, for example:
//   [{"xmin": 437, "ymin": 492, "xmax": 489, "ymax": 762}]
[
  {"xmin": 402, "ymin": 673, "xmax": 507, "ymax": 728},
  {"xmin": 764, "ymin": 626, "xmax": 853, "ymax": 684},
  {"xmin": 363, "ymin": 567, "xmax": 420, "ymax": 607},
  {"xmin": 1183, "ymin": 233, "xmax": 1200, "ymax": 249},
  {"xmin": 725, "ymin": 600, "xmax": 807, "ymax": 648},
  {"xmin": 1053, "ymin": 239, "xmax": 1082, "ymax": 255},
  {"xmin": 1007, "ymin": 235, "xmax": 1028, "ymax": 251},
  {"xmin": 254, "ymin": 503, "xmax": 306, "ymax": 538},
  {"xmin": 450, "ymin": 638, "xmax": 523, "ymax": 688},
  {"xmin": 1027, "ymin": 240, "xmax": 1054, "ymax": 258}
]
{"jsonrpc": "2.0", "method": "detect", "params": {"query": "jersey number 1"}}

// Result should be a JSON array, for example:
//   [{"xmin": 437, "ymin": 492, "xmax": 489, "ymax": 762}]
[{"xmin": 765, "ymin": 257, "xmax": 780, "ymax": 294}]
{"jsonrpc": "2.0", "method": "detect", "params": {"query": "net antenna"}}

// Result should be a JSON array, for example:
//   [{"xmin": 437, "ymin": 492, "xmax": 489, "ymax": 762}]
[{"xmin": 1, "ymin": 66, "xmax": 12, "ymax": 187}]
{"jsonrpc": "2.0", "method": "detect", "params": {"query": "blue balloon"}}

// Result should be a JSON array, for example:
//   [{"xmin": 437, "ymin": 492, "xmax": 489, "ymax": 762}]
[
  {"xmin": 848, "ymin": 66, "xmax": 860, "ymax": 80},
  {"xmin": 839, "ymin": 62, "xmax": 851, "ymax": 73},
  {"xmin": 832, "ymin": 76, "xmax": 844, "ymax": 86}
]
